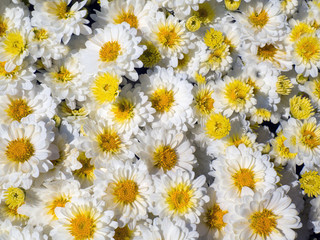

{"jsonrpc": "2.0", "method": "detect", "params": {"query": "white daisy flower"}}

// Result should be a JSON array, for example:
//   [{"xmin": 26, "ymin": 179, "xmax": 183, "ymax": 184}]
[
  {"xmin": 135, "ymin": 127, "xmax": 196, "ymax": 174},
  {"xmin": 299, "ymin": 77, "xmax": 320, "ymax": 109},
  {"xmin": 82, "ymin": 120, "xmax": 134, "ymax": 167},
  {"xmin": 144, "ymin": 12, "xmax": 194, "ymax": 68},
  {"xmin": 139, "ymin": 217, "xmax": 199, "ymax": 240},
  {"xmin": 96, "ymin": 84, "xmax": 155, "ymax": 137},
  {"xmin": 280, "ymin": 0, "xmax": 299, "ymax": 16},
  {"xmin": 0, "ymin": 60, "xmax": 35, "ymax": 95},
  {"xmin": 0, "ymin": 85, "xmax": 56, "ymax": 124},
  {"xmin": 230, "ymin": 187, "xmax": 301, "ymax": 239},
  {"xmin": 40, "ymin": 54, "xmax": 89, "ymax": 104},
  {"xmin": 210, "ymin": 145, "xmax": 278, "ymax": 200},
  {"xmin": 31, "ymin": 0, "xmax": 92, "ymax": 44},
  {"xmin": 50, "ymin": 197, "xmax": 118, "ymax": 240},
  {"xmin": 140, "ymin": 67, "xmax": 194, "ymax": 131},
  {"xmin": 79, "ymin": 23, "xmax": 145, "ymax": 80},
  {"xmin": 0, "ymin": 120, "xmax": 55, "ymax": 184},
  {"xmin": 151, "ymin": 169, "xmax": 209, "ymax": 224},
  {"xmin": 94, "ymin": 160, "xmax": 153, "ymax": 226}
]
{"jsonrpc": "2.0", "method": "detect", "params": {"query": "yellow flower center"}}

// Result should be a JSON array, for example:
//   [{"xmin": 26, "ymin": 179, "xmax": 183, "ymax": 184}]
[
  {"xmin": 224, "ymin": 79, "xmax": 252, "ymax": 108},
  {"xmin": 274, "ymin": 133, "xmax": 297, "ymax": 160},
  {"xmin": 248, "ymin": 9, "xmax": 269, "ymax": 28},
  {"xmin": 139, "ymin": 41, "xmax": 161, "ymax": 68},
  {"xmin": 290, "ymin": 22, "xmax": 315, "ymax": 42},
  {"xmin": 289, "ymin": 95, "xmax": 314, "ymax": 120},
  {"xmin": 5, "ymin": 98, "xmax": 33, "ymax": 122},
  {"xmin": 4, "ymin": 187, "xmax": 25, "ymax": 209},
  {"xmin": 276, "ymin": 75, "xmax": 293, "ymax": 95},
  {"xmin": 250, "ymin": 209, "xmax": 277, "ymax": 238},
  {"xmin": 156, "ymin": 24, "xmax": 181, "ymax": 49},
  {"xmin": 99, "ymin": 41, "xmax": 121, "ymax": 62},
  {"xmin": 193, "ymin": 2, "xmax": 215, "ymax": 25},
  {"xmin": 205, "ymin": 113, "xmax": 231, "ymax": 139},
  {"xmin": 150, "ymin": 88, "xmax": 175, "ymax": 113},
  {"xmin": 91, "ymin": 72, "xmax": 120, "ymax": 104},
  {"xmin": 227, "ymin": 134, "xmax": 253, "ymax": 148},
  {"xmin": 114, "ymin": 9, "xmax": 138, "ymax": 28},
  {"xmin": 153, "ymin": 145, "xmax": 177, "ymax": 171},
  {"xmin": 53, "ymin": 66, "xmax": 74, "ymax": 82},
  {"xmin": 176, "ymin": 53, "xmax": 190, "ymax": 70},
  {"xmin": 295, "ymin": 34, "xmax": 320, "ymax": 62},
  {"xmin": 33, "ymin": 28, "xmax": 49, "ymax": 41},
  {"xmin": 111, "ymin": 98, "xmax": 135, "ymax": 123},
  {"xmin": 224, "ymin": 0, "xmax": 241, "ymax": 11},
  {"xmin": 46, "ymin": 1, "xmax": 74, "ymax": 19},
  {"xmin": 73, "ymin": 152, "xmax": 95, "ymax": 182},
  {"xmin": 114, "ymin": 225, "xmax": 133, "ymax": 240},
  {"xmin": 3, "ymin": 30, "xmax": 26, "ymax": 57},
  {"xmin": 47, "ymin": 195, "xmax": 70, "ymax": 219},
  {"xmin": 300, "ymin": 122, "xmax": 320, "ymax": 149},
  {"xmin": 300, "ymin": 171, "xmax": 320, "ymax": 197},
  {"xmin": 97, "ymin": 128, "xmax": 121, "ymax": 154},
  {"xmin": 112, "ymin": 179, "xmax": 139, "ymax": 205},
  {"xmin": 69, "ymin": 211, "xmax": 96, "ymax": 239},
  {"xmin": 204, "ymin": 28, "xmax": 224, "ymax": 50},
  {"xmin": 186, "ymin": 16, "xmax": 201, "ymax": 32},
  {"xmin": 0, "ymin": 61, "xmax": 19, "ymax": 78},
  {"xmin": 205, "ymin": 204, "xmax": 228, "ymax": 230},
  {"xmin": 195, "ymin": 88, "xmax": 215, "ymax": 115},
  {"xmin": 195, "ymin": 73, "xmax": 206, "ymax": 84},
  {"xmin": 232, "ymin": 168, "xmax": 256, "ymax": 192},
  {"xmin": 0, "ymin": 17, "xmax": 8, "ymax": 38},
  {"xmin": 166, "ymin": 183, "xmax": 194, "ymax": 214},
  {"xmin": 255, "ymin": 108, "xmax": 271, "ymax": 121},
  {"xmin": 6, "ymin": 138, "xmax": 35, "ymax": 163},
  {"xmin": 257, "ymin": 44, "xmax": 277, "ymax": 61}
]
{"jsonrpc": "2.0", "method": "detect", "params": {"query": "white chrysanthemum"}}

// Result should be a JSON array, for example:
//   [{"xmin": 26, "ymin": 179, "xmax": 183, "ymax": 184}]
[
  {"xmin": 234, "ymin": 0, "xmax": 287, "ymax": 43},
  {"xmin": 40, "ymin": 54, "xmax": 89, "ymax": 104},
  {"xmin": 82, "ymin": 120, "xmax": 134, "ymax": 167},
  {"xmin": 140, "ymin": 67, "xmax": 194, "ymax": 131},
  {"xmin": 210, "ymin": 145, "xmax": 278, "ymax": 200},
  {"xmin": 96, "ymin": 84, "xmax": 155, "ymax": 137},
  {"xmin": 93, "ymin": 0, "xmax": 157, "ymax": 32},
  {"xmin": 292, "ymin": 33, "xmax": 320, "ymax": 77},
  {"xmin": 94, "ymin": 160, "xmax": 153, "ymax": 226},
  {"xmin": 18, "ymin": 179, "xmax": 82, "ymax": 226},
  {"xmin": 156, "ymin": 0, "xmax": 205, "ymax": 19},
  {"xmin": 144, "ymin": 12, "xmax": 194, "ymax": 68},
  {"xmin": 310, "ymin": 195, "xmax": 320, "ymax": 233},
  {"xmin": 0, "ymin": 60, "xmax": 35, "ymax": 95},
  {"xmin": 139, "ymin": 217, "xmax": 199, "ymax": 240},
  {"xmin": 135, "ymin": 127, "xmax": 196, "ymax": 174},
  {"xmin": 280, "ymin": 0, "xmax": 299, "ymax": 16},
  {"xmin": 307, "ymin": 0, "xmax": 320, "ymax": 27},
  {"xmin": 50, "ymin": 197, "xmax": 118, "ymax": 240},
  {"xmin": 299, "ymin": 77, "xmax": 320, "ymax": 109},
  {"xmin": 79, "ymin": 23, "xmax": 144, "ymax": 80},
  {"xmin": 282, "ymin": 117, "xmax": 320, "ymax": 167},
  {"xmin": 230, "ymin": 187, "xmax": 301, "ymax": 239},
  {"xmin": 0, "ymin": 120, "xmax": 55, "ymax": 182},
  {"xmin": 151, "ymin": 170, "xmax": 209, "ymax": 224},
  {"xmin": 213, "ymin": 76, "xmax": 256, "ymax": 117},
  {"xmin": 31, "ymin": 0, "xmax": 91, "ymax": 44},
  {"xmin": 0, "ymin": 86, "xmax": 56, "ymax": 124}
]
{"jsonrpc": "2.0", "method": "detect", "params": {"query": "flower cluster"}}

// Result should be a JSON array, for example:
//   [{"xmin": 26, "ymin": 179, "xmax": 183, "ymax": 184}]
[{"xmin": 0, "ymin": 0, "xmax": 320, "ymax": 239}]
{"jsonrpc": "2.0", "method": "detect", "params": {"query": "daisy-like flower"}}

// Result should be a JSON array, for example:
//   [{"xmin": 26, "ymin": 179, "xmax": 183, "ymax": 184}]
[
  {"xmin": 0, "ymin": 120, "xmax": 55, "ymax": 183},
  {"xmin": 210, "ymin": 145, "xmax": 278, "ymax": 200},
  {"xmin": 299, "ymin": 170, "xmax": 320, "ymax": 198},
  {"xmin": 93, "ymin": 0, "xmax": 157, "ymax": 32},
  {"xmin": 40, "ymin": 54, "xmax": 89, "ymax": 104},
  {"xmin": 214, "ymin": 76, "xmax": 256, "ymax": 117},
  {"xmin": 79, "ymin": 23, "xmax": 145, "ymax": 80},
  {"xmin": 157, "ymin": 0, "xmax": 206, "ymax": 19},
  {"xmin": 289, "ymin": 94, "xmax": 314, "ymax": 120},
  {"xmin": 230, "ymin": 187, "xmax": 301, "ymax": 239},
  {"xmin": 0, "ymin": 86, "xmax": 56, "ymax": 124},
  {"xmin": 144, "ymin": 12, "xmax": 194, "ymax": 68},
  {"xmin": 139, "ymin": 217, "xmax": 199, "ymax": 240},
  {"xmin": 50, "ymin": 197, "xmax": 118, "ymax": 240},
  {"xmin": 151, "ymin": 169, "xmax": 209, "ymax": 224},
  {"xmin": 31, "ymin": 0, "xmax": 91, "ymax": 44},
  {"xmin": 299, "ymin": 77, "xmax": 320, "ymax": 109},
  {"xmin": 96, "ymin": 84, "xmax": 155, "ymax": 137},
  {"xmin": 140, "ymin": 67, "xmax": 194, "ymax": 131},
  {"xmin": 234, "ymin": 0, "xmax": 287, "ymax": 43},
  {"xmin": 282, "ymin": 117, "xmax": 320, "ymax": 167},
  {"xmin": 135, "ymin": 127, "xmax": 196, "ymax": 174},
  {"xmin": 94, "ymin": 160, "xmax": 153, "ymax": 226},
  {"xmin": 82, "ymin": 120, "xmax": 134, "ymax": 167},
  {"xmin": 292, "ymin": 33, "xmax": 320, "ymax": 77},
  {"xmin": 280, "ymin": 0, "xmax": 299, "ymax": 16}
]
